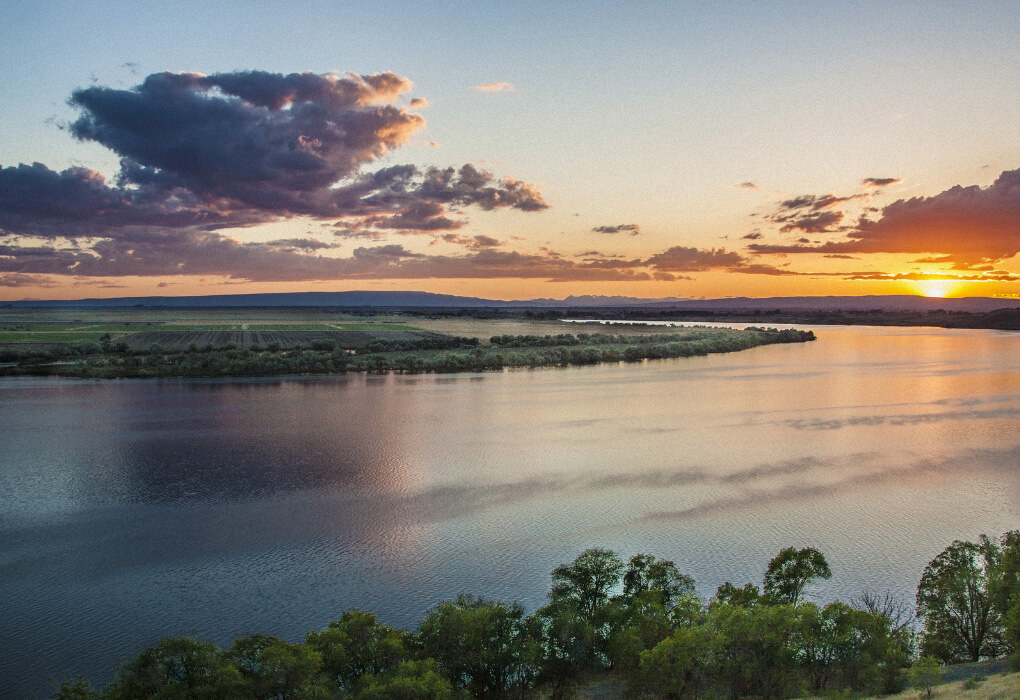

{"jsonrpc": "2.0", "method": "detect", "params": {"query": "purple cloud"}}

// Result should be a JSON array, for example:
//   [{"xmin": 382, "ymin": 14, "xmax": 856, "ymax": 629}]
[{"xmin": 0, "ymin": 70, "xmax": 548, "ymax": 282}]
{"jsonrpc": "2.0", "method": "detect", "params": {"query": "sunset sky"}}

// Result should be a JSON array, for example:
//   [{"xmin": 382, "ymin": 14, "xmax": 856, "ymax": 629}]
[{"xmin": 1, "ymin": 1, "xmax": 1019, "ymax": 301}]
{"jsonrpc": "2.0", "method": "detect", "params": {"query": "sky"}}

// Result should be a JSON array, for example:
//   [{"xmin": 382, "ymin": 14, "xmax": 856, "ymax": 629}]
[{"xmin": 1, "ymin": 0, "xmax": 1019, "ymax": 301}]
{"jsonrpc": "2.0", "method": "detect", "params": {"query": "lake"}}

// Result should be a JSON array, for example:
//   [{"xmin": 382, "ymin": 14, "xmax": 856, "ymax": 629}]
[{"xmin": 1, "ymin": 324, "xmax": 1018, "ymax": 697}]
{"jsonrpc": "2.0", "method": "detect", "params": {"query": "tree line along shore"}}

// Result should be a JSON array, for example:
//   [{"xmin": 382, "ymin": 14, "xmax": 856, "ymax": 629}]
[
  {"xmin": 51, "ymin": 532, "xmax": 1019, "ymax": 699},
  {"xmin": 0, "ymin": 328, "xmax": 814, "ymax": 379}
]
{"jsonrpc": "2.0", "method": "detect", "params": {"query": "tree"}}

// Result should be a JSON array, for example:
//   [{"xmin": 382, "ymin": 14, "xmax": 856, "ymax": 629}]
[
  {"xmin": 226, "ymin": 634, "xmax": 324, "ymax": 699},
  {"xmin": 762, "ymin": 546, "xmax": 832, "ymax": 604},
  {"xmin": 850, "ymin": 590, "xmax": 914, "ymax": 636},
  {"xmin": 352, "ymin": 659, "xmax": 466, "ymax": 699},
  {"xmin": 989, "ymin": 531, "xmax": 1020, "ymax": 653},
  {"xmin": 605, "ymin": 592, "xmax": 675, "ymax": 673},
  {"xmin": 621, "ymin": 554, "xmax": 696, "ymax": 609},
  {"xmin": 416, "ymin": 594, "xmax": 540, "ymax": 698},
  {"xmin": 708, "ymin": 602, "xmax": 801, "ymax": 699},
  {"xmin": 629, "ymin": 626, "xmax": 716, "ymax": 699},
  {"xmin": 549, "ymin": 548, "xmax": 624, "ymax": 624},
  {"xmin": 305, "ymin": 610, "xmax": 407, "ymax": 691},
  {"xmin": 910, "ymin": 655, "xmax": 941, "ymax": 698},
  {"xmin": 711, "ymin": 582, "xmax": 760, "ymax": 609},
  {"xmin": 796, "ymin": 601, "xmax": 904, "ymax": 694},
  {"xmin": 533, "ymin": 600, "xmax": 597, "ymax": 697},
  {"xmin": 47, "ymin": 676, "xmax": 100, "ymax": 700},
  {"xmin": 916, "ymin": 536, "xmax": 1006, "ymax": 662},
  {"xmin": 104, "ymin": 635, "xmax": 225, "ymax": 700}
]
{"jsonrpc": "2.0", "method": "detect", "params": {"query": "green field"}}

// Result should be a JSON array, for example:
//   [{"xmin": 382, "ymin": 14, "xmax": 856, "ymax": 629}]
[{"xmin": 0, "ymin": 309, "xmax": 422, "ymax": 346}]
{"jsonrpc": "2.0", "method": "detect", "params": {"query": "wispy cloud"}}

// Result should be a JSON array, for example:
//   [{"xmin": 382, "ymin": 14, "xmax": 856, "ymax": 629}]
[
  {"xmin": 861, "ymin": 177, "xmax": 900, "ymax": 188},
  {"xmin": 592, "ymin": 224, "xmax": 640, "ymax": 235},
  {"xmin": 474, "ymin": 81, "xmax": 515, "ymax": 92}
]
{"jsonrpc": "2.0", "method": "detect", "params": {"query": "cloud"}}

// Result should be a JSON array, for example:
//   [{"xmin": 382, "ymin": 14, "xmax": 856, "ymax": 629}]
[
  {"xmin": 0, "ymin": 272, "xmax": 58, "ymax": 287},
  {"xmin": 474, "ymin": 82, "xmax": 515, "ymax": 92},
  {"xmin": 644, "ymin": 246, "xmax": 744, "ymax": 271},
  {"xmin": 861, "ymin": 177, "xmax": 900, "ymax": 187},
  {"xmin": 778, "ymin": 210, "xmax": 844, "ymax": 233},
  {"xmin": 844, "ymin": 270, "xmax": 1020, "ymax": 282},
  {"xmin": 0, "ymin": 70, "xmax": 549, "ymax": 281},
  {"xmin": 741, "ymin": 232, "xmax": 763, "ymax": 240},
  {"xmin": 823, "ymin": 254, "xmax": 858, "ymax": 259},
  {"xmin": 0, "ymin": 230, "xmax": 660, "ymax": 283},
  {"xmin": 728, "ymin": 263, "xmax": 809, "ymax": 276},
  {"xmin": 265, "ymin": 238, "xmax": 337, "ymax": 252},
  {"xmin": 777, "ymin": 193, "xmax": 863, "ymax": 211},
  {"xmin": 332, "ymin": 227, "xmax": 386, "ymax": 241},
  {"xmin": 734, "ymin": 182, "xmax": 759, "ymax": 190},
  {"xmin": 437, "ymin": 233, "xmax": 504, "ymax": 249},
  {"xmin": 751, "ymin": 169, "xmax": 1020, "ymax": 264},
  {"xmin": 470, "ymin": 235, "xmax": 501, "ymax": 248},
  {"xmin": 592, "ymin": 224, "xmax": 640, "ymax": 235}
]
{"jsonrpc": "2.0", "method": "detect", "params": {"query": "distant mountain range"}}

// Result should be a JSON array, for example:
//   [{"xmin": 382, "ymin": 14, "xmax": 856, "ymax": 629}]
[{"xmin": 4, "ymin": 291, "xmax": 1020, "ymax": 313}]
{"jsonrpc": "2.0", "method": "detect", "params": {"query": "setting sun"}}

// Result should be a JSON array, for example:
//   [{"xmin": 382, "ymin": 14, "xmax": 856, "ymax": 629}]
[{"xmin": 917, "ymin": 280, "xmax": 959, "ymax": 298}]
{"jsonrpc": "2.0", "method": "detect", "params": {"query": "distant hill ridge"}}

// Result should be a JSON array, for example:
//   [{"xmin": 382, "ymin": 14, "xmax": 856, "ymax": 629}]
[{"xmin": 4, "ymin": 291, "xmax": 1020, "ymax": 313}]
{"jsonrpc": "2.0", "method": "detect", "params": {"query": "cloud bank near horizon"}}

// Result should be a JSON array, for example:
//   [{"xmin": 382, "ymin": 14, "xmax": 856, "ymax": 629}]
[{"xmin": 750, "ymin": 169, "xmax": 1020, "ymax": 266}]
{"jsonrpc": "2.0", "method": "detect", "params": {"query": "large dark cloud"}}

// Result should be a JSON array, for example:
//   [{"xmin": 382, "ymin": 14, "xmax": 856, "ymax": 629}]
[
  {"xmin": 0, "ymin": 70, "xmax": 548, "ymax": 282},
  {"xmin": 751, "ymin": 169, "xmax": 1020, "ymax": 264}
]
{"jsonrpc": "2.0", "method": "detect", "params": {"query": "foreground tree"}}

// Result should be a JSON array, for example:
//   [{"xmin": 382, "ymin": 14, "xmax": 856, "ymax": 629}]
[
  {"xmin": 103, "ymin": 636, "xmax": 226, "ymax": 700},
  {"xmin": 48, "ymin": 677, "xmax": 100, "ymax": 700},
  {"xmin": 910, "ymin": 655, "xmax": 941, "ymax": 698},
  {"xmin": 989, "ymin": 530, "xmax": 1020, "ymax": 654},
  {"xmin": 416, "ymin": 594, "xmax": 540, "ymax": 698},
  {"xmin": 352, "ymin": 659, "xmax": 466, "ymax": 699},
  {"xmin": 621, "ymin": 554, "xmax": 696, "ymax": 609},
  {"xmin": 629, "ymin": 625, "xmax": 716, "ymax": 699},
  {"xmin": 549, "ymin": 548, "xmax": 624, "ymax": 624},
  {"xmin": 916, "ymin": 536, "xmax": 1006, "ymax": 662},
  {"xmin": 305, "ymin": 610, "xmax": 407, "ymax": 691},
  {"xmin": 226, "ymin": 634, "xmax": 324, "ymax": 699},
  {"xmin": 711, "ymin": 582, "xmax": 761, "ymax": 609},
  {"xmin": 707, "ymin": 602, "xmax": 801, "ymax": 699},
  {"xmin": 762, "ymin": 546, "xmax": 832, "ymax": 604}
]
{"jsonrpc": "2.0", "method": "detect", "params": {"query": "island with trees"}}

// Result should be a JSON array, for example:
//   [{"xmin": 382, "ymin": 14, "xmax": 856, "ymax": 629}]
[
  {"xmin": 0, "ymin": 316, "xmax": 815, "ymax": 379},
  {"xmin": 50, "ymin": 531, "xmax": 1019, "ymax": 699}
]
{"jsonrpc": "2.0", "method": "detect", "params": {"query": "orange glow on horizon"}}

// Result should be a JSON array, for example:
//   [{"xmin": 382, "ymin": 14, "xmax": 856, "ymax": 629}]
[{"xmin": 915, "ymin": 280, "xmax": 962, "ymax": 298}]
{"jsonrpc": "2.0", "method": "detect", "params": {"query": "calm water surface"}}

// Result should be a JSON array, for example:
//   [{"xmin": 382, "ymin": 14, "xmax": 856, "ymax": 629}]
[{"xmin": 1, "ymin": 324, "xmax": 1019, "ymax": 697}]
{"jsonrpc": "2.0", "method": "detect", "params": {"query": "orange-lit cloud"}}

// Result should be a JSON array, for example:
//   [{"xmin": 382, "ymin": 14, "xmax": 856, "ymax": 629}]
[
  {"xmin": 750, "ymin": 169, "xmax": 1020, "ymax": 265},
  {"xmin": 474, "ymin": 81, "xmax": 515, "ymax": 92}
]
